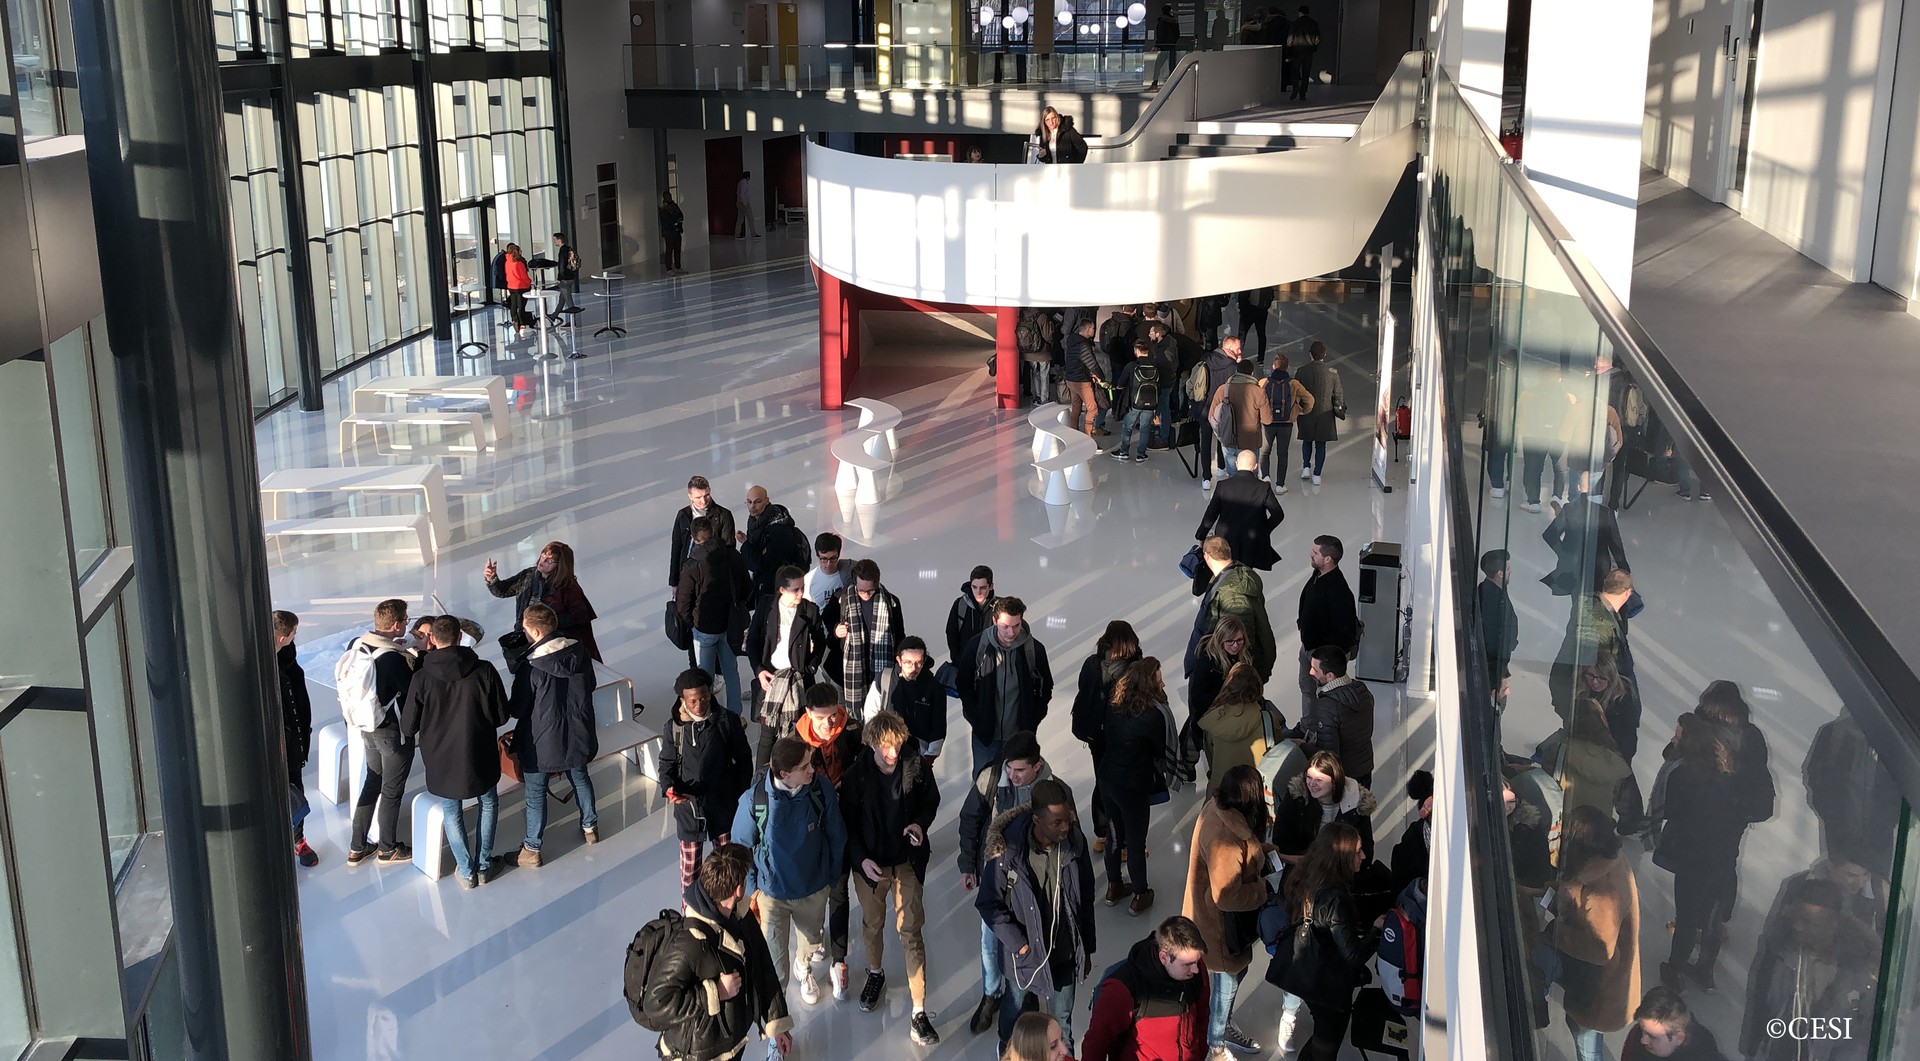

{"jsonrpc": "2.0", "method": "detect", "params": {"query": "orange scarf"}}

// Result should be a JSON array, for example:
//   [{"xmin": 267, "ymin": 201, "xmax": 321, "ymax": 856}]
[{"xmin": 799, "ymin": 709, "xmax": 850, "ymax": 784}]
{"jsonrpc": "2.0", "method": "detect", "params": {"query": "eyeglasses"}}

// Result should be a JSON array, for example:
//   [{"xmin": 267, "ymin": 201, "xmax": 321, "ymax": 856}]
[{"xmin": 1223, "ymin": 636, "xmax": 1246, "ymax": 646}]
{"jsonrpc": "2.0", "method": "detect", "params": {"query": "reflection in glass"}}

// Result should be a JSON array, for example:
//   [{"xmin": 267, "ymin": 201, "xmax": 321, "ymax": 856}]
[
  {"xmin": 86, "ymin": 602, "xmax": 143, "ymax": 872},
  {"xmin": 8, "ymin": 0, "xmax": 56, "ymax": 138},
  {"xmin": 48, "ymin": 328, "xmax": 109, "ymax": 572}
]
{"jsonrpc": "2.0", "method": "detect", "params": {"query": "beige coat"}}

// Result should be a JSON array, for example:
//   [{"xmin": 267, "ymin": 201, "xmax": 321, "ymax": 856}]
[
  {"xmin": 1181, "ymin": 800, "xmax": 1271, "ymax": 975},
  {"xmin": 1197, "ymin": 698, "xmax": 1268, "ymax": 780},
  {"xmin": 1207, "ymin": 373, "xmax": 1274, "ymax": 451},
  {"xmin": 1552, "ymin": 852, "xmax": 1640, "ymax": 1032}
]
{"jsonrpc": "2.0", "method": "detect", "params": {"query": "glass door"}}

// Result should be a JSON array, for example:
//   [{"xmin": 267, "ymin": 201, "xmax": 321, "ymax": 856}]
[
  {"xmin": 1727, "ymin": 0, "xmax": 1764, "ymax": 203},
  {"xmin": 445, "ymin": 202, "xmax": 491, "ymax": 307}
]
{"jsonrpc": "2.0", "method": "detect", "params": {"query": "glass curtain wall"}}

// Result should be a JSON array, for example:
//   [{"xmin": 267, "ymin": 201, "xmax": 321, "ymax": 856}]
[
  {"xmin": 220, "ymin": 0, "xmax": 562, "ymax": 414},
  {"xmin": 1426, "ymin": 67, "xmax": 1918, "ymax": 1061}
]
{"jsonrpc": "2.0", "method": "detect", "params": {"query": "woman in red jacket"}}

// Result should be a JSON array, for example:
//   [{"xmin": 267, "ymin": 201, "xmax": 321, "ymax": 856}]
[{"xmin": 503, "ymin": 242, "xmax": 533, "ymax": 331}]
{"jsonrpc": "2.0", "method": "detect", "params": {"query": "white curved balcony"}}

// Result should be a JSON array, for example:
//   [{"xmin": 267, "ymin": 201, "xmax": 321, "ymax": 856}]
[{"xmin": 805, "ymin": 54, "xmax": 1422, "ymax": 307}]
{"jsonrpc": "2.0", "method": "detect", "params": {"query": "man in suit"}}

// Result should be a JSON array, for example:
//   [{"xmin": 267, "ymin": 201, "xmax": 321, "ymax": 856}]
[{"xmin": 1194, "ymin": 449, "xmax": 1284, "ymax": 571}]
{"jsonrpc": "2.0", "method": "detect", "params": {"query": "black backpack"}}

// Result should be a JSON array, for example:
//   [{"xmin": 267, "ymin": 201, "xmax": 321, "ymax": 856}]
[
  {"xmin": 1130, "ymin": 363, "xmax": 1162, "ymax": 410},
  {"xmin": 624, "ymin": 908, "xmax": 689, "ymax": 1030}
]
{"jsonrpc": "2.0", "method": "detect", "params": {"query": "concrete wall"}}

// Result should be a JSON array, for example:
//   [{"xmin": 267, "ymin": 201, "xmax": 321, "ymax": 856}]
[
  {"xmin": 1642, "ymin": 0, "xmax": 1738, "ymax": 192},
  {"xmin": 564, "ymin": 0, "xmax": 661, "ymax": 271}
]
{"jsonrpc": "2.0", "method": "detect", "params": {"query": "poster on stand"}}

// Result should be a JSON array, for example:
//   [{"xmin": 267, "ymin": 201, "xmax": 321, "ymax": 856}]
[{"xmin": 1371, "ymin": 243, "xmax": 1395, "ymax": 492}]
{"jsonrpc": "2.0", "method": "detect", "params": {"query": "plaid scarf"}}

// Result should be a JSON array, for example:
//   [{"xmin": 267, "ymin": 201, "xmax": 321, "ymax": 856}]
[
  {"xmin": 837, "ymin": 584, "xmax": 896, "ymax": 714},
  {"xmin": 760, "ymin": 669, "xmax": 808, "ymax": 732}
]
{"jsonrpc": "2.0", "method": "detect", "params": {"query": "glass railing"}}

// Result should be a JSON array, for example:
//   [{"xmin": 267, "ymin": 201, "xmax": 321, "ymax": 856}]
[
  {"xmin": 1423, "ymin": 64, "xmax": 1920, "ymax": 1060},
  {"xmin": 624, "ymin": 42, "xmax": 1157, "ymax": 92}
]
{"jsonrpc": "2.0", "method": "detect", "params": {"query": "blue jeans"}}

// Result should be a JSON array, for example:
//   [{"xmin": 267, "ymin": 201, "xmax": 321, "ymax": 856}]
[
  {"xmin": 1208, "ymin": 969, "xmax": 1245, "ymax": 1047},
  {"xmin": 980, "ymin": 921, "xmax": 1005, "ymax": 997},
  {"xmin": 999, "ymin": 979, "xmax": 1077, "ymax": 1054},
  {"xmin": 440, "ymin": 790, "xmax": 498, "ymax": 879},
  {"xmin": 1155, "ymin": 387, "xmax": 1174, "ymax": 445},
  {"xmin": 1301, "ymin": 438, "xmax": 1327, "ymax": 474},
  {"xmin": 1567, "ymin": 1018, "xmax": 1606, "ymax": 1061},
  {"xmin": 1119, "ymin": 407, "xmax": 1153, "ymax": 457},
  {"xmin": 1220, "ymin": 446, "xmax": 1244, "ymax": 475},
  {"xmin": 972, "ymin": 735, "xmax": 1003, "ymax": 778},
  {"xmin": 692, "ymin": 628, "xmax": 743, "ymax": 716},
  {"xmin": 524, "ymin": 767, "xmax": 598, "ymax": 851},
  {"xmin": 289, "ymin": 781, "xmax": 310, "ymax": 842}
]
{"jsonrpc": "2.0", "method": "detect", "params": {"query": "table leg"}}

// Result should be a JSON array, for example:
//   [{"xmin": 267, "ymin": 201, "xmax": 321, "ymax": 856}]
[{"xmin": 419, "ymin": 477, "xmax": 450, "ymax": 555}]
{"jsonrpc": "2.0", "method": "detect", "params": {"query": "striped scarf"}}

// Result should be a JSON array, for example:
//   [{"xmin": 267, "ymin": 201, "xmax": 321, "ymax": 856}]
[{"xmin": 837, "ymin": 584, "xmax": 895, "ymax": 715}]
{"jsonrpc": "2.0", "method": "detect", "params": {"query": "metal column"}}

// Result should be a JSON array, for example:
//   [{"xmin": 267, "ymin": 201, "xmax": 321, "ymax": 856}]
[{"xmin": 69, "ymin": 0, "xmax": 314, "ymax": 1054}]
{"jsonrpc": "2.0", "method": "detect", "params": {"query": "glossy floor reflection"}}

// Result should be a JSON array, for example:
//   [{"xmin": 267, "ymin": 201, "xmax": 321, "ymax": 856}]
[{"xmin": 264, "ymin": 262, "xmax": 1421, "ymax": 1060}]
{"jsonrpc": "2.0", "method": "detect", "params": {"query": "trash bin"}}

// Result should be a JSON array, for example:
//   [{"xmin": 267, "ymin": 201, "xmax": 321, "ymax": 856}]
[{"xmin": 1355, "ymin": 541, "xmax": 1406, "ymax": 683}]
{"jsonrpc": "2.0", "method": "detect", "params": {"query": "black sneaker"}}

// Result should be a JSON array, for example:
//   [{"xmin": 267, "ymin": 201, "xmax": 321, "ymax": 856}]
[
  {"xmin": 377, "ymin": 844, "xmax": 413, "ymax": 864},
  {"xmin": 859, "ymin": 969, "xmax": 887, "ymax": 1012},
  {"xmin": 910, "ymin": 1011, "xmax": 940, "ymax": 1045},
  {"xmin": 346, "ymin": 846, "xmax": 373, "ymax": 866},
  {"xmin": 968, "ymin": 993, "xmax": 999, "ymax": 1034}
]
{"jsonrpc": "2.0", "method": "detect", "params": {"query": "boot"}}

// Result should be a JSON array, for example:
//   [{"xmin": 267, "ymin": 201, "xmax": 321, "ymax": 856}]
[{"xmin": 1692, "ymin": 922, "xmax": 1724, "ymax": 991}]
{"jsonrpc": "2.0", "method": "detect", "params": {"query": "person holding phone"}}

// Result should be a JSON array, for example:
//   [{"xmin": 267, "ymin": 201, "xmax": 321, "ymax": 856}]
[{"xmin": 484, "ymin": 540, "xmax": 601, "ymax": 663}]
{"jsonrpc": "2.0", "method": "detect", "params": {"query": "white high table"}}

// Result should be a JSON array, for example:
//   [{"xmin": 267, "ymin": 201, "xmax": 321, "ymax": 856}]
[
  {"xmin": 261, "ymin": 465, "xmax": 452, "ymax": 554},
  {"xmin": 351, "ymin": 374, "xmax": 513, "ymax": 444}
]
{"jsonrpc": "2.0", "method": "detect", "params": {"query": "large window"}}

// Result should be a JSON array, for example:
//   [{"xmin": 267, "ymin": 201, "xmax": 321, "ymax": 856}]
[{"xmin": 227, "ymin": 97, "xmax": 301, "ymax": 413}]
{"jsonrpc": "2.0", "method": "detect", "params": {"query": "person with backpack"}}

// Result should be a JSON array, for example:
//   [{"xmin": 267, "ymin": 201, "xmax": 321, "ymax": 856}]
[
  {"xmin": 1206, "ymin": 358, "xmax": 1273, "ymax": 479},
  {"xmin": 1082, "ymin": 916, "xmax": 1211, "ymax": 1061},
  {"xmin": 1376, "ymin": 873, "xmax": 1426, "ymax": 1022},
  {"xmin": 1181, "ymin": 767, "xmax": 1274, "ymax": 1059},
  {"xmin": 551, "ymin": 231, "xmax": 581, "ymax": 312},
  {"xmin": 1111, "ymin": 339, "xmax": 1164, "ymax": 463},
  {"xmin": 507, "ymin": 604, "xmax": 600, "ymax": 867},
  {"xmin": 730, "ymin": 735, "xmax": 846, "ymax": 1008},
  {"xmin": 1063, "ymin": 316, "xmax": 1105, "ymax": 440},
  {"xmin": 1194, "ymin": 449, "xmax": 1283, "ymax": 573},
  {"xmin": 1388, "ymin": 770, "xmax": 1433, "ymax": 899},
  {"xmin": 958, "ymin": 731, "xmax": 1077, "ymax": 1034},
  {"xmin": 661, "ymin": 668, "xmax": 755, "ymax": 890},
  {"xmin": 1072, "ymin": 622, "xmax": 1142, "ymax": 850},
  {"xmin": 273, "ymin": 610, "xmax": 319, "ymax": 868},
  {"xmin": 636, "ymin": 843, "xmax": 793, "ymax": 1061},
  {"xmin": 979, "ymin": 777, "xmax": 1098, "ymax": 1054},
  {"xmin": 1260, "ymin": 353, "xmax": 1312, "ymax": 490},
  {"xmin": 861, "ymin": 636, "xmax": 948, "ymax": 760},
  {"xmin": 840, "ymin": 711, "xmax": 942, "ymax": 1043},
  {"xmin": 335, "ymin": 598, "xmax": 420, "ymax": 866},
  {"xmin": 945, "ymin": 565, "xmax": 998, "ymax": 665},
  {"xmin": 739, "ymin": 485, "xmax": 812, "ymax": 600},
  {"xmin": 1141, "ymin": 319, "xmax": 1180, "ymax": 448},
  {"xmin": 1184, "ymin": 537, "xmax": 1277, "ymax": 685},
  {"xmin": 678, "ymin": 515, "xmax": 753, "ymax": 718},
  {"xmin": 1189, "ymin": 337, "xmax": 1241, "ymax": 488},
  {"xmin": 745, "ymin": 565, "xmax": 829, "ymax": 770},
  {"xmin": 958, "ymin": 596, "xmax": 1055, "ymax": 774},
  {"xmin": 1099, "ymin": 658, "xmax": 1176, "ymax": 917},
  {"xmin": 795, "ymin": 681, "xmax": 864, "ymax": 1002},
  {"xmin": 1263, "ymin": 822, "xmax": 1384, "ymax": 1059},
  {"xmin": 401, "ymin": 615, "xmax": 512, "ymax": 887}
]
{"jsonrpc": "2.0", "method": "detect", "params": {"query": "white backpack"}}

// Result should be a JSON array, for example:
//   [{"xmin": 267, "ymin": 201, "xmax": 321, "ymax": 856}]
[{"xmin": 334, "ymin": 640, "xmax": 400, "ymax": 732}]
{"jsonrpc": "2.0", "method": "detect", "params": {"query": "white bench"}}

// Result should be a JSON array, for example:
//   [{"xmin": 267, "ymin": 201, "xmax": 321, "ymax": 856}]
[
  {"xmin": 1028, "ymin": 403, "xmax": 1074, "ymax": 463},
  {"xmin": 832, "ymin": 433, "xmax": 888, "ymax": 505},
  {"xmin": 352, "ymin": 374, "xmax": 513, "ymax": 445},
  {"xmin": 265, "ymin": 514, "xmax": 434, "ymax": 564},
  {"xmin": 409, "ymin": 664, "xmax": 664, "ymax": 880},
  {"xmin": 845, "ymin": 398, "xmax": 902, "ymax": 461},
  {"xmin": 260, "ymin": 464, "xmax": 452, "ymax": 557},
  {"xmin": 1031, "ymin": 433, "xmax": 1098, "ymax": 505},
  {"xmin": 338, "ymin": 411, "xmax": 489, "ymax": 457}
]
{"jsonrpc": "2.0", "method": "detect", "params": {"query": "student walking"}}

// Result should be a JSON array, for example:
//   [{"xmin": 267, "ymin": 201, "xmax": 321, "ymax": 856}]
[
  {"xmin": 840, "ymin": 712, "xmax": 942, "ymax": 1044},
  {"xmin": 732, "ymin": 735, "xmax": 846, "ymax": 1007},
  {"xmin": 661, "ymin": 668, "xmax": 755, "ymax": 889}
]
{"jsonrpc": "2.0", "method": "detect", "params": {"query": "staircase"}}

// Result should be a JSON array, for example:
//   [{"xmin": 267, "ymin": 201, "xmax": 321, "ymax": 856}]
[{"xmin": 1162, "ymin": 99, "xmax": 1372, "ymax": 159}]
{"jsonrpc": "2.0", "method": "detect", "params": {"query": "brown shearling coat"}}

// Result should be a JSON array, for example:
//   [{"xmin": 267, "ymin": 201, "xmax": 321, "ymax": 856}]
[
  {"xmin": 1552, "ymin": 852, "xmax": 1640, "ymax": 1032},
  {"xmin": 1181, "ymin": 800, "xmax": 1271, "ymax": 975}
]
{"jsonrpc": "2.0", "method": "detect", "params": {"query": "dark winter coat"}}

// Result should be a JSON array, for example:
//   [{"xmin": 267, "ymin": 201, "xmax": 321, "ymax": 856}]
[
  {"xmin": 1071, "ymin": 653, "xmax": 1136, "ymax": 746},
  {"xmin": 487, "ymin": 568, "xmax": 602, "ymax": 662},
  {"xmin": 669, "ymin": 502, "xmax": 737, "ymax": 589},
  {"xmin": 866, "ymin": 667, "xmax": 949, "ymax": 751},
  {"xmin": 1389, "ymin": 816, "xmax": 1430, "ymax": 899},
  {"xmin": 1184, "ymin": 562, "xmax": 1275, "ymax": 680},
  {"xmin": 1183, "ymin": 648, "xmax": 1247, "ymax": 731},
  {"xmin": 958, "ymin": 627, "xmax": 1055, "ymax": 746},
  {"xmin": 1082, "ymin": 937, "xmax": 1210, "ymax": 1061},
  {"xmin": 1097, "ymin": 704, "xmax": 1171, "ymax": 798},
  {"xmin": 277, "ymin": 643, "xmax": 313, "ymax": 785},
  {"xmin": 977, "ymin": 804, "xmax": 1098, "ymax": 998},
  {"xmin": 1196, "ymin": 470, "xmax": 1284, "ymax": 571},
  {"xmin": 1063, "ymin": 330, "xmax": 1099, "ymax": 384},
  {"xmin": 957, "ymin": 760, "xmax": 1071, "ymax": 874},
  {"xmin": 1272, "ymin": 774, "xmax": 1377, "ymax": 860},
  {"xmin": 741, "ymin": 503, "xmax": 812, "ymax": 598},
  {"xmin": 1478, "ymin": 577, "xmax": 1519, "ymax": 681},
  {"xmin": 660, "ymin": 704, "xmax": 755, "ymax": 843},
  {"xmin": 1540, "ymin": 494, "xmax": 1630, "ymax": 597},
  {"xmin": 744, "ymin": 595, "xmax": 828, "ymax": 679},
  {"xmin": 1293, "ymin": 360, "xmax": 1343, "ymax": 443},
  {"xmin": 1622, "ymin": 1025, "xmax": 1728, "ymax": 1061},
  {"xmin": 946, "ymin": 584, "xmax": 996, "ymax": 663},
  {"xmin": 508, "ymin": 634, "xmax": 597, "ymax": 773},
  {"xmin": 677, "ymin": 540, "xmax": 752, "ymax": 637},
  {"xmin": 642, "ymin": 879, "xmax": 793, "ymax": 1061},
  {"xmin": 1035, "ymin": 115, "xmax": 1089, "ymax": 164},
  {"xmin": 841, "ymin": 747, "xmax": 941, "ymax": 881},
  {"xmin": 1302, "ymin": 675, "xmax": 1375, "ymax": 780},
  {"xmin": 1652, "ymin": 762, "xmax": 1747, "ymax": 874},
  {"xmin": 1264, "ymin": 884, "xmax": 1377, "ymax": 1009},
  {"xmin": 401, "ymin": 646, "xmax": 512, "ymax": 800},
  {"xmin": 1297, "ymin": 567, "xmax": 1359, "ymax": 655}
]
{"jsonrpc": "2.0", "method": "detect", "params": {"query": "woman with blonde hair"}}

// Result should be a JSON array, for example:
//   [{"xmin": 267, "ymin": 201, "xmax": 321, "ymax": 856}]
[
  {"xmin": 1002, "ymin": 1011, "xmax": 1072, "ymax": 1061},
  {"xmin": 483, "ymin": 541, "xmax": 601, "ymax": 661}
]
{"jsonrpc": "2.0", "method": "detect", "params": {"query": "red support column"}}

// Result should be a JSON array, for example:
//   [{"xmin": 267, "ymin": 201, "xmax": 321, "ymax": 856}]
[
  {"xmin": 994, "ymin": 305, "xmax": 1020, "ymax": 410},
  {"xmin": 816, "ymin": 265, "xmax": 847, "ymax": 410}
]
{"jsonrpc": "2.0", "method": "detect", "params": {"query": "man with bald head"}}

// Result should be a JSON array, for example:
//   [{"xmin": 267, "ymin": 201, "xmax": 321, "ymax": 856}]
[{"xmin": 739, "ymin": 484, "xmax": 812, "ymax": 599}]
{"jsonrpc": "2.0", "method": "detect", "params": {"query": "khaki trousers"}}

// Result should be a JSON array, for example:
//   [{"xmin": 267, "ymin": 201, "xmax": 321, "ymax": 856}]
[{"xmin": 854, "ymin": 863, "xmax": 928, "ymax": 1006}]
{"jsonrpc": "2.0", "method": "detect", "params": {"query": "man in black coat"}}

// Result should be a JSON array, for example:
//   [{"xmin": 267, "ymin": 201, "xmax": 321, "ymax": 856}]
[
  {"xmin": 273, "ymin": 610, "xmax": 319, "ymax": 868},
  {"xmin": 677, "ymin": 517, "xmax": 753, "ymax": 718},
  {"xmin": 957, "ymin": 597, "xmax": 1054, "ymax": 775},
  {"xmin": 668, "ymin": 474, "xmax": 736, "ymax": 590},
  {"xmin": 402, "ymin": 616, "xmax": 512, "ymax": 887},
  {"xmin": 1296, "ymin": 534, "xmax": 1358, "ymax": 717},
  {"xmin": 1477, "ymin": 549, "xmax": 1518, "ymax": 705},
  {"xmin": 661, "ymin": 668, "xmax": 755, "ymax": 890},
  {"xmin": 746, "ymin": 565, "xmax": 830, "ymax": 770},
  {"xmin": 642, "ymin": 844, "xmax": 794, "ymax": 1061},
  {"xmin": 738, "ymin": 485, "xmax": 812, "ymax": 598},
  {"xmin": 508, "ymin": 604, "xmax": 599, "ymax": 868},
  {"xmin": 1195, "ymin": 449, "xmax": 1284, "ymax": 569}
]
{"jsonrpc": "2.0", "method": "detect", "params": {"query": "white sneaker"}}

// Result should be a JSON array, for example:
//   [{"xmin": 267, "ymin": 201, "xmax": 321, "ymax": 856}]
[
  {"xmin": 799, "ymin": 973, "xmax": 821, "ymax": 1006},
  {"xmin": 1275, "ymin": 483, "xmax": 1288, "ymax": 494},
  {"xmin": 1208, "ymin": 1048, "xmax": 1234, "ymax": 1061},
  {"xmin": 1202, "ymin": 478, "xmax": 1213, "ymax": 492},
  {"xmin": 831, "ymin": 962, "xmax": 850, "ymax": 1001},
  {"xmin": 810, "ymin": 946, "xmax": 825, "ymax": 965},
  {"xmin": 1302, "ymin": 466, "xmax": 1312, "ymax": 480},
  {"xmin": 1311, "ymin": 473, "xmax": 1322, "ymax": 485},
  {"xmin": 1490, "ymin": 486, "xmax": 1506, "ymax": 498},
  {"xmin": 1275, "ymin": 1010, "xmax": 1298, "ymax": 1055}
]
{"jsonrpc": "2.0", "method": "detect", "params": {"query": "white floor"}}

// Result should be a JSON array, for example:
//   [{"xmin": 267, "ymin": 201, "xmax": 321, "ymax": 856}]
[{"xmin": 263, "ymin": 252, "xmax": 1428, "ymax": 1060}]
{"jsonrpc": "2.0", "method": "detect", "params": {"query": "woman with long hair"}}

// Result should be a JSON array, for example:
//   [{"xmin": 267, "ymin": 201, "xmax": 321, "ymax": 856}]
[
  {"xmin": 1196, "ymin": 660, "xmax": 1273, "ymax": 779},
  {"xmin": 1100, "ymin": 657, "xmax": 1174, "ymax": 916},
  {"xmin": 503, "ymin": 242, "xmax": 534, "ymax": 331},
  {"xmin": 1533, "ymin": 698, "xmax": 1637, "ymax": 823},
  {"xmin": 1272, "ymin": 750, "xmax": 1376, "ymax": 865},
  {"xmin": 1187, "ymin": 614, "xmax": 1250, "ymax": 731},
  {"xmin": 1548, "ymin": 805, "xmax": 1640, "ymax": 1061},
  {"xmin": 483, "ymin": 540, "xmax": 601, "ymax": 661},
  {"xmin": 1266, "ymin": 821, "xmax": 1381, "ymax": 1058},
  {"xmin": 1650, "ymin": 712, "xmax": 1745, "ymax": 992},
  {"xmin": 1072, "ymin": 620, "xmax": 1142, "ymax": 850},
  {"xmin": 1002, "ymin": 1011, "xmax": 1072, "ymax": 1061},
  {"xmin": 1183, "ymin": 764, "xmax": 1275, "ymax": 1056}
]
